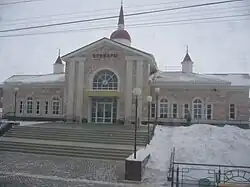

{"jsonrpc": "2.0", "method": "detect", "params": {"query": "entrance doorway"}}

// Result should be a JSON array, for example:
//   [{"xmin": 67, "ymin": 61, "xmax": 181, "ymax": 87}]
[{"xmin": 91, "ymin": 98, "xmax": 117, "ymax": 123}]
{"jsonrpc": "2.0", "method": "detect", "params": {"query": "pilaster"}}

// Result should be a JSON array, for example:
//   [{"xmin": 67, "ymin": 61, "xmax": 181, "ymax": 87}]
[
  {"xmin": 124, "ymin": 56, "xmax": 133, "ymax": 123},
  {"xmin": 75, "ymin": 58, "xmax": 86, "ymax": 122},
  {"xmin": 66, "ymin": 60, "xmax": 76, "ymax": 120},
  {"xmin": 136, "ymin": 58, "xmax": 144, "ymax": 124}
]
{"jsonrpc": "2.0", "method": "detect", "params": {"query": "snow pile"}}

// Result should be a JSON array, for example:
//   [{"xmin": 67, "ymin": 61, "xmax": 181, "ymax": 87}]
[
  {"xmin": 143, "ymin": 124, "xmax": 250, "ymax": 183},
  {"xmin": 172, "ymin": 124, "xmax": 250, "ymax": 166}
]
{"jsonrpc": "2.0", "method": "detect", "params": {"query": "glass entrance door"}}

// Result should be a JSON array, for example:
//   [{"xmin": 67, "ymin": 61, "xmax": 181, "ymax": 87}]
[
  {"xmin": 96, "ymin": 102, "xmax": 113, "ymax": 123},
  {"xmin": 91, "ymin": 98, "xmax": 117, "ymax": 123}
]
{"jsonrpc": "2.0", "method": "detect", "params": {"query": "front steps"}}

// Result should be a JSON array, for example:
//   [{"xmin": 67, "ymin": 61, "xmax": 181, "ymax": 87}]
[
  {"xmin": 0, "ymin": 123, "xmax": 151, "ymax": 160},
  {"xmin": 4, "ymin": 125, "xmax": 148, "ymax": 146},
  {"xmin": 0, "ymin": 138, "xmax": 134, "ymax": 160}
]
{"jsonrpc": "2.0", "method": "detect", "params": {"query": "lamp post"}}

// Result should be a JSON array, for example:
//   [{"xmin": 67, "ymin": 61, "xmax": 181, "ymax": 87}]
[
  {"xmin": 13, "ymin": 87, "xmax": 19, "ymax": 121},
  {"xmin": 132, "ymin": 87, "xmax": 141, "ymax": 159},
  {"xmin": 146, "ymin": 96, "xmax": 152, "ymax": 144},
  {"xmin": 154, "ymin": 88, "xmax": 160, "ymax": 125}
]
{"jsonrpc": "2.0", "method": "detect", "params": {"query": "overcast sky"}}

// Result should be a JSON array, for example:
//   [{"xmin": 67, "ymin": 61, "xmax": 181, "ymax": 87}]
[{"xmin": 0, "ymin": 0, "xmax": 249, "ymax": 82}]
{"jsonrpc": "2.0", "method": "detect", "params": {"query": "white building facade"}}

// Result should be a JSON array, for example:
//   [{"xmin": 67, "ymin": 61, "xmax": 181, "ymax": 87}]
[{"xmin": 2, "ymin": 5, "xmax": 250, "ymax": 124}]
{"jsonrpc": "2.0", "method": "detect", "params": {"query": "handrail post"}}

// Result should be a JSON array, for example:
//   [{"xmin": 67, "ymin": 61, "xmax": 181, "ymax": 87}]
[{"xmin": 176, "ymin": 165, "xmax": 179, "ymax": 187}]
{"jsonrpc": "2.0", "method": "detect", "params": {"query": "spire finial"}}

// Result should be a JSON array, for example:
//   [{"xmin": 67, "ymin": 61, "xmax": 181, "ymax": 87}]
[
  {"xmin": 58, "ymin": 49, "xmax": 61, "ymax": 57},
  {"xmin": 186, "ymin": 45, "xmax": 189, "ymax": 54},
  {"xmin": 118, "ymin": 1, "xmax": 124, "ymax": 30}
]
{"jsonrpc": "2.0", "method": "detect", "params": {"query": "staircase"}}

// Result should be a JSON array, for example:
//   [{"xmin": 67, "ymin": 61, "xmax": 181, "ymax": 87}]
[{"xmin": 0, "ymin": 123, "xmax": 150, "ymax": 160}]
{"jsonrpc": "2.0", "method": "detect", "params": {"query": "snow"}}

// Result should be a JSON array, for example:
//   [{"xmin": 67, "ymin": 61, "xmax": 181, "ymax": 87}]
[
  {"xmin": 4, "ymin": 73, "xmax": 65, "ymax": 84},
  {"xmin": 18, "ymin": 121, "xmax": 48, "ymax": 126},
  {"xmin": 0, "ymin": 120, "xmax": 48, "ymax": 126},
  {"xmin": 206, "ymin": 74, "xmax": 250, "ymax": 86},
  {"xmin": 127, "ymin": 148, "xmax": 150, "ymax": 161},
  {"xmin": 155, "ymin": 71, "xmax": 230, "ymax": 85},
  {"xmin": 142, "ymin": 124, "xmax": 250, "ymax": 181},
  {"xmin": 152, "ymin": 71, "xmax": 250, "ymax": 86}
]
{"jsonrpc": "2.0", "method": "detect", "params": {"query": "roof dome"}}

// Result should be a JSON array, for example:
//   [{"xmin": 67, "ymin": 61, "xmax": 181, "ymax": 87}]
[{"xmin": 110, "ymin": 29, "xmax": 131, "ymax": 41}]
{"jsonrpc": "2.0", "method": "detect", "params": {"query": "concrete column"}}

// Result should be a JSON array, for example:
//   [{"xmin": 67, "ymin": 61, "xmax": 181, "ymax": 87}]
[
  {"xmin": 75, "ymin": 58, "xmax": 85, "ymax": 122},
  {"xmin": 66, "ymin": 60, "xmax": 76, "ymax": 120},
  {"xmin": 136, "ymin": 58, "xmax": 144, "ymax": 124},
  {"xmin": 124, "ymin": 56, "xmax": 133, "ymax": 123}
]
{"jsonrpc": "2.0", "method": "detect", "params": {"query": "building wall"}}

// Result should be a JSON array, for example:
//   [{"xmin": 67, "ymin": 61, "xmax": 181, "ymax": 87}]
[
  {"xmin": 0, "ymin": 87, "xmax": 3, "ymax": 108},
  {"xmin": 63, "ymin": 42, "xmax": 153, "ymax": 122},
  {"xmin": 2, "ymin": 82, "xmax": 249, "ymax": 121},
  {"xmin": 83, "ymin": 47, "xmax": 127, "ymax": 120},
  {"xmin": 148, "ymin": 86, "xmax": 249, "ymax": 121},
  {"xmin": 3, "ymin": 84, "xmax": 64, "ymax": 118}
]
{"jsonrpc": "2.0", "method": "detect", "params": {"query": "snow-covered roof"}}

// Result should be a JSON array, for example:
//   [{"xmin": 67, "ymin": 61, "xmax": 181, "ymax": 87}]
[
  {"xmin": 152, "ymin": 71, "xmax": 250, "ymax": 87},
  {"xmin": 152, "ymin": 71, "xmax": 231, "ymax": 85},
  {"xmin": 205, "ymin": 74, "xmax": 250, "ymax": 86},
  {"xmin": 4, "ymin": 73, "xmax": 65, "ymax": 84}
]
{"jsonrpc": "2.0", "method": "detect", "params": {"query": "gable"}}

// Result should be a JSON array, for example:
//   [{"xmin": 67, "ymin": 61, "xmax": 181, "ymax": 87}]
[{"xmin": 62, "ymin": 37, "xmax": 156, "ymax": 64}]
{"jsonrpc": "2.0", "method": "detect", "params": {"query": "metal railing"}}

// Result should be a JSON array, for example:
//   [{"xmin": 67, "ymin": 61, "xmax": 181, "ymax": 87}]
[{"xmin": 168, "ymin": 147, "xmax": 250, "ymax": 187}]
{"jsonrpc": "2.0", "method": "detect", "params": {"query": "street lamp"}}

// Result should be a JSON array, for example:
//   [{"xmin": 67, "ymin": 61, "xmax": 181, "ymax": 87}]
[
  {"xmin": 154, "ymin": 88, "xmax": 160, "ymax": 125},
  {"xmin": 13, "ymin": 87, "xmax": 19, "ymax": 121},
  {"xmin": 132, "ymin": 87, "xmax": 141, "ymax": 159},
  {"xmin": 146, "ymin": 96, "xmax": 152, "ymax": 144}
]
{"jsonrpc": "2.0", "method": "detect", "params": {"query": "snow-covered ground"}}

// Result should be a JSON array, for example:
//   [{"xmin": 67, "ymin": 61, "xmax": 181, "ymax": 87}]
[
  {"xmin": 0, "ymin": 120, "xmax": 49, "ymax": 126},
  {"xmin": 18, "ymin": 121, "xmax": 48, "ymax": 126},
  {"xmin": 143, "ymin": 124, "xmax": 250, "ymax": 183}
]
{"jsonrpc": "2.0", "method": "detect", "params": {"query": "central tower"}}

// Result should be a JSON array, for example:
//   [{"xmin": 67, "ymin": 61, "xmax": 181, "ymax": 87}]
[{"xmin": 110, "ymin": 2, "xmax": 131, "ymax": 46}]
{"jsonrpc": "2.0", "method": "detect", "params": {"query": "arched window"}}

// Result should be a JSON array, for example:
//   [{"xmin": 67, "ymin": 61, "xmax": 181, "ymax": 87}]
[
  {"xmin": 92, "ymin": 69, "xmax": 118, "ymax": 90},
  {"xmin": 160, "ymin": 98, "xmax": 168, "ymax": 118},
  {"xmin": 27, "ymin": 97, "xmax": 33, "ymax": 114},
  {"xmin": 52, "ymin": 97, "xmax": 60, "ymax": 115},
  {"xmin": 192, "ymin": 98, "xmax": 203, "ymax": 119}
]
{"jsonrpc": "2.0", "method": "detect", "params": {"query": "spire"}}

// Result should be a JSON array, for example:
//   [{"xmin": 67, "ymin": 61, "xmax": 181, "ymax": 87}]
[
  {"xmin": 181, "ymin": 46, "xmax": 193, "ymax": 73},
  {"xmin": 183, "ymin": 45, "xmax": 192, "ymax": 62},
  {"xmin": 54, "ymin": 49, "xmax": 63, "ymax": 64},
  {"xmin": 118, "ymin": 1, "xmax": 124, "ymax": 30}
]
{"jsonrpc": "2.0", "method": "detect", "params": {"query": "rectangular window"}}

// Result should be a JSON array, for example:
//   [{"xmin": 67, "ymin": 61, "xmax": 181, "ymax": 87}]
[
  {"xmin": 229, "ymin": 104, "xmax": 236, "ymax": 120},
  {"xmin": 206, "ymin": 104, "xmax": 213, "ymax": 120},
  {"xmin": 160, "ymin": 103, "xmax": 168, "ymax": 118},
  {"xmin": 19, "ymin": 101, "xmax": 24, "ymax": 114},
  {"xmin": 172, "ymin": 104, "xmax": 178, "ymax": 118},
  {"xmin": 52, "ymin": 101, "xmax": 60, "ymax": 115},
  {"xmin": 44, "ymin": 101, "xmax": 49, "ymax": 114},
  {"xmin": 27, "ymin": 99, "xmax": 33, "ymax": 114},
  {"xmin": 36, "ymin": 101, "xmax": 40, "ymax": 114},
  {"xmin": 151, "ymin": 103, "xmax": 156, "ymax": 118},
  {"xmin": 183, "ymin": 104, "xmax": 189, "ymax": 118}
]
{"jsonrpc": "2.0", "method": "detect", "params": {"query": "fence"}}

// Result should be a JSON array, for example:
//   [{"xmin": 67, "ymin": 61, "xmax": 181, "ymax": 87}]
[{"xmin": 168, "ymin": 147, "xmax": 250, "ymax": 187}]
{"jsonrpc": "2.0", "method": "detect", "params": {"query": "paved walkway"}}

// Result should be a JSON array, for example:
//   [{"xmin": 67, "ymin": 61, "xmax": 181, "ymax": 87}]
[
  {"xmin": 0, "ymin": 171, "xmax": 158, "ymax": 187},
  {"xmin": 0, "ymin": 137, "xmax": 144, "ymax": 150}
]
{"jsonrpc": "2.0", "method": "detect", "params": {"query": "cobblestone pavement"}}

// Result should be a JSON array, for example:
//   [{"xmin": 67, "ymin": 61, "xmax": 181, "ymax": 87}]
[
  {"xmin": 0, "ymin": 174, "xmax": 167, "ymax": 187},
  {"xmin": 0, "ymin": 152, "xmax": 168, "ymax": 187},
  {"xmin": 0, "ymin": 152, "xmax": 124, "ymax": 182}
]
